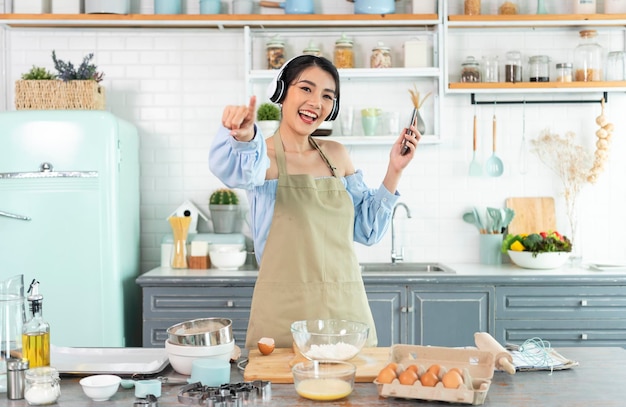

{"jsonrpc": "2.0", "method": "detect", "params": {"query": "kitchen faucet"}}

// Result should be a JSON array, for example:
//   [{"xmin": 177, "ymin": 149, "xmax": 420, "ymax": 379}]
[{"xmin": 391, "ymin": 202, "xmax": 412, "ymax": 263}]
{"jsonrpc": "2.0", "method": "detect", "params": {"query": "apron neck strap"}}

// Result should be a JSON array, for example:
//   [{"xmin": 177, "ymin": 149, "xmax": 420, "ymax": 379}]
[{"xmin": 272, "ymin": 132, "xmax": 337, "ymax": 178}]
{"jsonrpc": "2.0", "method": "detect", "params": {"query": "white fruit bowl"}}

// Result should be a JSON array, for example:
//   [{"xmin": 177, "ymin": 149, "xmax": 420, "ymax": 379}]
[{"xmin": 508, "ymin": 251, "xmax": 569, "ymax": 269}]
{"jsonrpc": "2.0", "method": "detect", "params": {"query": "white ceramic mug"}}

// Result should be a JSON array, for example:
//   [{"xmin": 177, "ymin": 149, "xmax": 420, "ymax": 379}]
[{"xmin": 233, "ymin": 0, "xmax": 254, "ymax": 14}]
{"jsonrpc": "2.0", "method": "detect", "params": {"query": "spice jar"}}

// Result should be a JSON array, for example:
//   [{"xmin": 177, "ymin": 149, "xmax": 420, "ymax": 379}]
[
  {"xmin": 370, "ymin": 42, "xmax": 392, "ymax": 68},
  {"xmin": 302, "ymin": 41, "xmax": 321, "ymax": 57},
  {"xmin": 528, "ymin": 55, "xmax": 550, "ymax": 82},
  {"xmin": 573, "ymin": 0, "xmax": 597, "ymax": 14},
  {"xmin": 266, "ymin": 35, "xmax": 285, "ymax": 70},
  {"xmin": 606, "ymin": 51, "xmax": 626, "ymax": 80},
  {"xmin": 464, "ymin": 0, "xmax": 480, "ymax": 15},
  {"xmin": 556, "ymin": 62, "xmax": 573, "ymax": 82},
  {"xmin": 334, "ymin": 33, "xmax": 354, "ymax": 69},
  {"xmin": 460, "ymin": 56, "xmax": 481, "ymax": 82},
  {"xmin": 574, "ymin": 30, "xmax": 603, "ymax": 81},
  {"xmin": 482, "ymin": 55, "xmax": 499, "ymax": 82},
  {"xmin": 7, "ymin": 358, "xmax": 29, "ymax": 400},
  {"xmin": 504, "ymin": 51, "xmax": 522, "ymax": 82},
  {"xmin": 498, "ymin": 0, "xmax": 519, "ymax": 14},
  {"xmin": 24, "ymin": 367, "xmax": 61, "ymax": 405}
]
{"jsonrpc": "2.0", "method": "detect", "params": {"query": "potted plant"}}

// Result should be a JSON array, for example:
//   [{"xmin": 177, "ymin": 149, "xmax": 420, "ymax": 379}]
[
  {"xmin": 256, "ymin": 102, "xmax": 281, "ymax": 137},
  {"xmin": 209, "ymin": 188, "xmax": 240, "ymax": 234},
  {"xmin": 502, "ymin": 231, "xmax": 572, "ymax": 269},
  {"xmin": 15, "ymin": 50, "xmax": 105, "ymax": 110}
]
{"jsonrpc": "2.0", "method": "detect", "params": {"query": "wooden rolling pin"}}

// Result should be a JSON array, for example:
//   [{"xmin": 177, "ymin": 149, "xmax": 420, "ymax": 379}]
[{"xmin": 474, "ymin": 332, "xmax": 516, "ymax": 375}]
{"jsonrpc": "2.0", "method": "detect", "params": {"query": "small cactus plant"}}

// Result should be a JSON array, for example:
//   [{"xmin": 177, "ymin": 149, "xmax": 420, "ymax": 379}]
[
  {"xmin": 210, "ymin": 188, "xmax": 239, "ymax": 205},
  {"xmin": 257, "ymin": 103, "xmax": 281, "ymax": 121}
]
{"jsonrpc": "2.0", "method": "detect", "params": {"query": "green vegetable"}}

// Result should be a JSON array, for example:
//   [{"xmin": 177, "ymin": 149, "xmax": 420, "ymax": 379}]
[
  {"xmin": 257, "ymin": 103, "xmax": 281, "ymax": 121},
  {"xmin": 501, "ymin": 231, "xmax": 572, "ymax": 257}
]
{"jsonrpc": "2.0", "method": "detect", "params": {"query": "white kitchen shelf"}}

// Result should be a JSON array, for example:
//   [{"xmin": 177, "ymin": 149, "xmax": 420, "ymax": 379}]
[
  {"xmin": 315, "ymin": 135, "xmax": 441, "ymax": 146},
  {"xmin": 250, "ymin": 67, "xmax": 441, "ymax": 80},
  {"xmin": 447, "ymin": 14, "xmax": 626, "ymax": 28}
]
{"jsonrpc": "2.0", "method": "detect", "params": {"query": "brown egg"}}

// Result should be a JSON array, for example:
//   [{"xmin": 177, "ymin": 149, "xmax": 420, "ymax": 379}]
[
  {"xmin": 448, "ymin": 367, "xmax": 463, "ymax": 376},
  {"xmin": 257, "ymin": 337, "xmax": 275, "ymax": 355},
  {"xmin": 398, "ymin": 368, "xmax": 419, "ymax": 385},
  {"xmin": 385, "ymin": 362, "xmax": 399, "ymax": 373},
  {"xmin": 442, "ymin": 370, "xmax": 464, "ymax": 389},
  {"xmin": 376, "ymin": 367, "xmax": 397, "ymax": 384},
  {"xmin": 427, "ymin": 364, "xmax": 441, "ymax": 376},
  {"xmin": 420, "ymin": 370, "xmax": 439, "ymax": 387}
]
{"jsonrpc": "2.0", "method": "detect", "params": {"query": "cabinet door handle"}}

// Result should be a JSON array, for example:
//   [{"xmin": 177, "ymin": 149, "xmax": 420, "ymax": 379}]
[
  {"xmin": 226, "ymin": 300, "xmax": 234, "ymax": 307},
  {"xmin": 581, "ymin": 333, "xmax": 588, "ymax": 340},
  {"xmin": 580, "ymin": 299, "xmax": 588, "ymax": 306},
  {"xmin": 400, "ymin": 306, "xmax": 413, "ymax": 313},
  {"xmin": 0, "ymin": 210, "xmax": 31, "ymax": 221}
]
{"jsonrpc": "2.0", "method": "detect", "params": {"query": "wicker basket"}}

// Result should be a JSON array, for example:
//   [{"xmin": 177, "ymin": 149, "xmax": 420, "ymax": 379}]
[{"xmin": 15, "ymin": 80, "xmax": 106, "ymax": 110}]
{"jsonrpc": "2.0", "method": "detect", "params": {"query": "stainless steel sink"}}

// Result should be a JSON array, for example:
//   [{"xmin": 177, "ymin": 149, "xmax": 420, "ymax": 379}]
[{"xmin": 359, "ymin": 262, "xmax": 456, "ymax": 274}]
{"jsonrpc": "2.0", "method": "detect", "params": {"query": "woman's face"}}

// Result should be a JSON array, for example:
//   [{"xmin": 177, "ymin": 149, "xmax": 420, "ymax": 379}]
[{"xmin": 281, "ymin": 66, "xmax": 336, "ymax": 135}]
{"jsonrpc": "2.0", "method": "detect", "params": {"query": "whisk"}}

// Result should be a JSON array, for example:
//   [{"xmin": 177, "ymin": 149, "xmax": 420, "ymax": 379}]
[{"xmin": 401, "ymin": 85, "xmax": 431, "ymax": 156}]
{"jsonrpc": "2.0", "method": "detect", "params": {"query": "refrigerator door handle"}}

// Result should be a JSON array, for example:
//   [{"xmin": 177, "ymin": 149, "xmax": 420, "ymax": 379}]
[
  {"xmin": 0, "ymin": 210, "xmax": 31, "ymax": 221},
  {"xmin": 0, "ymin": 162, "xmax": 99, "ymax": 179}
]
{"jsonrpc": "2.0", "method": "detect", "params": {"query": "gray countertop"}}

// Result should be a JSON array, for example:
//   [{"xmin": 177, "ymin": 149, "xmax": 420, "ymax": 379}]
[
  {"xmin": 136, "ymin": 263, "xmax": 626, "ymax": 286},
  {"xmin": 6, "ymin": 347, "xmax": 626, "ymax": 406}
]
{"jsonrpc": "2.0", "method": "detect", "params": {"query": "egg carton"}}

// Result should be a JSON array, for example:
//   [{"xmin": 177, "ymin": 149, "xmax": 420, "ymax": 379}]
[{"xmin": 375, "ymin": 344, "xmax": 495, "ymax": 405}]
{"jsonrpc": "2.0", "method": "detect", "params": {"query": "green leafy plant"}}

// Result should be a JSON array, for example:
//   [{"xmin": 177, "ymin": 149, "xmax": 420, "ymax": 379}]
[
  {"xmin": 257, "ymin": 103, "xmax": 281, "ymax": 121},
  {"xmin": 501, "ymin": 231, "xmax": 572, "ymax": 257},
  {"xmin": 21, "ymin": 66, "xmax": 56, "ymax": 80},
  {"xmin": 52, "ymin": 50, "xmax": 104, "ymax": 82},
  {"xmin": 209, "ymin": 188, "xmax": 239, "ymax": 205}
]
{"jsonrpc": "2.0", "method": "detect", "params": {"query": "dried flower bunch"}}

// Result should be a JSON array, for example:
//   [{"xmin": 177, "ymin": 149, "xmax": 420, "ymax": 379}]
[{"xmin": 52, "ymin": 50, "xmax": 104, "ymax": 82}]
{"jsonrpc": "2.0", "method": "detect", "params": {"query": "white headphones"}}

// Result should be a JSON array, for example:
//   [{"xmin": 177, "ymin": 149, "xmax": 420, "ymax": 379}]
[{"xmin": 265, "ymin": 55, "xmax": 339, "ymax": 122}]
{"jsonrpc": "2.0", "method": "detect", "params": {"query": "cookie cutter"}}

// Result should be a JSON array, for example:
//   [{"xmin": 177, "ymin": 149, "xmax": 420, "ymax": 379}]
[{"xmin": 177, "ymin": 380, "xmax": 271, "ymax": 406}]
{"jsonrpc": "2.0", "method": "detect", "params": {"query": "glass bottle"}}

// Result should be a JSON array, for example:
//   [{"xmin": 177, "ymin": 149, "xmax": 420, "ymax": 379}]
[
  {"xmin": 460, "ymin": 56, "xmax": 481, "ymax": 82},
  {"xmin": 24, "ymin": 367, "xmax": 61, "ymax": 405},
  {"xmin": 464, "ymin": 0, "xmax": 481, "ymax": 15},
  {"xmin": 370, "ymin": 42, "xmax": 392, "ymax": 68},
  {"xmin": 528, "ymin": 55, "xmax": 550, "ymax": 82},
  {"xmin": 334, "ymin": 33, "xmax": 354, "ymax": 69},
  {"xmin": 22, "ymin": 280, "xmax": 50, "ymax": 369},
  {"xmin": 536, "ymin": 0, "xmax": 548, "ymax": 14},
  {"xmin": 574, "ymin": 30, "xmax": 603, "ymax": 81},
  {"xmin": 266, "ymin": 35, "xmax": 285, "ymax": 70},
  {"xmin": 504, "ymin": 51, "xmax": 522, "ymax": 82}
]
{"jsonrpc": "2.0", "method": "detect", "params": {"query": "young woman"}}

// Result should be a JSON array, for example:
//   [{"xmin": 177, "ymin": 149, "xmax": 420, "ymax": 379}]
[{"xmin": 209, "ymin": 55, "xmax": 419, "ymax": 349}]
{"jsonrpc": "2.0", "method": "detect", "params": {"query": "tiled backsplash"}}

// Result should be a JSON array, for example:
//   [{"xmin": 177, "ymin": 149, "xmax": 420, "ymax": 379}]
[{"xmin": 1, "ymin": 10, "xmax": 625, "ymax": 271}]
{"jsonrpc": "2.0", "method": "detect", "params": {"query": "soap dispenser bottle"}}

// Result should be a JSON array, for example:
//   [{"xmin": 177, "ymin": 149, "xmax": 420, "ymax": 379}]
[{"xmin": 22, "ymin": 279, "xmax": 50, "ymax": 368}]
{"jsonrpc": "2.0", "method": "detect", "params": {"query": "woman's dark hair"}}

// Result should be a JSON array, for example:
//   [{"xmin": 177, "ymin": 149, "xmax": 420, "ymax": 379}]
[{"xmin": 279, "ymin": 55, "xmax": 340, "ymax": 116}]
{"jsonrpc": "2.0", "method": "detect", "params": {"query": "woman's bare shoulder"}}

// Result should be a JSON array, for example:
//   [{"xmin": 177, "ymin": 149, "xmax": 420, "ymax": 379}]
[{"xmin": 314, "ymin": 138, "xmax": 355, "ymax": 176}]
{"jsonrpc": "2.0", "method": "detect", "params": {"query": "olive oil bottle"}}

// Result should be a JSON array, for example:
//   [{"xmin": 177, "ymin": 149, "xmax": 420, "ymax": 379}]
[{"xmin": 22, "ymin": 279, "xmax": 50, "ymax": 368}]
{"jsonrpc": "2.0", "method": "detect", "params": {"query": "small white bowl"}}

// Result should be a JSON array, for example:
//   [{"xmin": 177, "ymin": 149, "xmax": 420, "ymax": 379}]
[
  {"xmin": 165, "ymin": 339, "xmax": 235, "ymax": 375},
  {"xmin": 208, "ymin": 243, "xmax": 245, "ymax": 252},
  {"xmin": 79, "ymin": 374, "xmax": 121, "ymax": 401},
  {"xmin": 508, "ymin": 251, "xmax": 569, "ymax": 269},
  {"xmin": 210, "ymin": 249, "xmax": 247, "ymax": 270}
]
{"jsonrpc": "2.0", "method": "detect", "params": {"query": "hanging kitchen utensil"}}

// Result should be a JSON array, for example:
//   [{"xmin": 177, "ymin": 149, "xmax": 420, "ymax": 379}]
[
  {"xmin": 519, "ymin": 100, "xmax": 529, "ymax": 175},
  {"xmin": 259, "ymin": 0, "xmax": 314, "ymax": 14},
  {"xmin": 485, "ymin": 111, "xmax": 504, "ymax": 177},
  {"xmin": 469, "ymin": 105, "xmax": 482, "ymax": 176}
]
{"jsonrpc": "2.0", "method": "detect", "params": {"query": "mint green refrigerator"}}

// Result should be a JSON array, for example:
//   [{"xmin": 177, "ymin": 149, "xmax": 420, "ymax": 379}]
[{"xmin": 0, "ymin": 111, "xmax": 141, "ymax": 347}]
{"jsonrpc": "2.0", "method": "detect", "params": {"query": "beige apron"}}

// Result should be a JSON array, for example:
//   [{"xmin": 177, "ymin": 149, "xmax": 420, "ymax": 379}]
[{"xmin": 245, "ymin": 134, "xmax": 378, "ymax": 349}]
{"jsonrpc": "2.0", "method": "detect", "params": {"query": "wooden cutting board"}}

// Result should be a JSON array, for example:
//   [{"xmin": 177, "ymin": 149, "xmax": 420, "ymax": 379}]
[
  {"xmin": 243, "ymin": 347, "xmax": 391, "ymax": 383},
  {"xmin": 505, "ymin": 197, "xmax": 556, "ymax": 235}
]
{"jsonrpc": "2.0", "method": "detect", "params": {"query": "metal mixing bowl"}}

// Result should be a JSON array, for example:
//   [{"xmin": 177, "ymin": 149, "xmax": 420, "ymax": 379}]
[{"xmin": 167, "ymin": 318, "xmax": 233, "ymax": 346}]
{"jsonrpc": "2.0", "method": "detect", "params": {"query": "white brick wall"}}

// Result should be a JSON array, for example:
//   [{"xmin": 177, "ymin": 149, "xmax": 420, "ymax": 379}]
[{"xmin": 2, "ymin": 18, "xmax": 626, "ymax": 272}]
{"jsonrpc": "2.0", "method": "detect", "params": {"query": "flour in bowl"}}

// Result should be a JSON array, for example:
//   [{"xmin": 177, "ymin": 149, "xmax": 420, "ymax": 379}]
[{"xmin": 304, "ymin": 343, "xmax": 360, "ymax": 360}]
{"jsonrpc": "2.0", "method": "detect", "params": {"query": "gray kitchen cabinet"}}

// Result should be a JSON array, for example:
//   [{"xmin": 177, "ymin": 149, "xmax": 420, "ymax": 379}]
[
  {"xmin": 408, "ymin": 285, "xmax": 494, "ymax": 347},
  {"xmin": 364, "ymin": 285, "xmax": 406, "ymax": 347},
  {"xmin": 141, "ymin": 285, "xmax": 254, "ymax": 347},
  {"xmin": 495, "ymin": 285, "xmax": 626, "ymax": 347}
]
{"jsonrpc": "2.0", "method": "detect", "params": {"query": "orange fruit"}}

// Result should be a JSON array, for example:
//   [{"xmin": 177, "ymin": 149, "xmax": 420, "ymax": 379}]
[
  {"xmin": 442, "ymin": 370, "xmax": 464, "ymax": 389},
  {"xmin": 376, "ymin": 367, "xmax": 397, "ymax": 384},
  {"xmin": 257, "ymin": 337, "xmax": 275, "ymax": 355},
  {"xmin": 398, "ymin": 368, "xmax": 418, "ymax": 385},
  {"xmin": 420, "ymin": 371, "xmax": 439, "ymax": 387}
]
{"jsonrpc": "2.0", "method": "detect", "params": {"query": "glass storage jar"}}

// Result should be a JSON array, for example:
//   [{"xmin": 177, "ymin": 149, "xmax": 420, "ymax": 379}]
[
  {"xmin": 482, "ymin": 55, "xmax": 499, "ymax": 82},
  {"xmin": 370, "ymin": 42, "xmax": 392, "ymax": 68},
  {"xmin": 266, "ymin": 36, "xmax": 286, "ymax": 70},
  {"xmin": 24, "ymin": 367, "xmax": 61, "ymax": 405},
  {"xmin": 604, "ymin": 0, "xmax": 626, "ymax": 13},
  {"xmin": 556, "ymin": 62, "xmax": 573, "ymax": 82},
  {"xmin": 461, "ymin": 56, "xmax": 481, "ymax": 82},
  {"xmin": 572, "ymin": 0, "xmax": 597, "ymax": 14},
  {"xmin": 528, "ymin": 55, "xmax": 550, "ymax": 82},
  {"xmin": 334, "ymin": 34, "xmax": 354, "ymax": 69},
  {"xmin": 498, "ymin": 0, "xmax": 519, "ymax": 14},
  {"xmin": 302, "ymin": 41, "xmax": 321, "ymax": 57},
  {"xmin": 504, "ymin": 51, "xmax": 522, "ymax": 82},
  {"xmin": 606, "ymin": 51, "xmax": 626, "ymax": 80},
  {"xmin": 574, "ymin": 30, "xmax": 603, "ymax": 81},
  {"xmin": 464, "ymin": 0, "xmax": 480, "ymax": 15}
]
